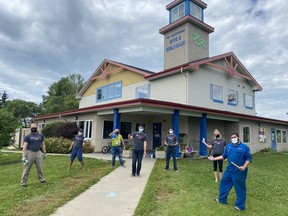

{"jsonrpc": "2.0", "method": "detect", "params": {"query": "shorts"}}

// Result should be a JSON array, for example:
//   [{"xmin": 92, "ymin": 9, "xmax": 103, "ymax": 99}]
[{"xmin": 71, "ymin": 149, "xmax": 83, "ymax": 162}]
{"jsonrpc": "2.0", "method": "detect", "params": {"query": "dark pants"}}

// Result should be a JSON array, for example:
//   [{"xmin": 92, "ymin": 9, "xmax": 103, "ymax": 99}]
[
  {"xmin": 213, "ymin": 154, "xmax": 223, "ymax": 172},
  {"xmin": 111, "ymin": 146, "xmax": 124, "ymax": 166},
  {"xmin": 132, "ymin": 149, "xmax": 144, "ymax": 175},
  {"xmin": 165, "ymin": 146, "xmax": 177, "ymax": 170}
]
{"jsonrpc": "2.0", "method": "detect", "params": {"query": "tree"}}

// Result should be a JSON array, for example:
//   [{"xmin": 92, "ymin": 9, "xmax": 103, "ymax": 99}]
[
  {"xmin": 4, "ymin": 99, "xmax": 42, "ymax": 127},
  {"xmin": 42, "ymin": 74, "xmax": 84, "ymax": 114},
  {"xmin": 0, "ymin": 109, "xmax": 18, "ymax": 148},
  {"xmin": 0, "ymin": 90, "xmax": 8, "ymax": 107}
]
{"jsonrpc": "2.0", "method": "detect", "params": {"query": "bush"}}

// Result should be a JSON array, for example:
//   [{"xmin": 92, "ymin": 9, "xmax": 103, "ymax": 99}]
[
  {"xmin": 124, "ymin": 144, "xmax": 133, "ymax": 150},
  {"xmin": 45, "ymin": 137, "xmax": 71, "ymax": 154},
  {"xmin": 83, "ymin": 139, "xmax": 95, "ymax": 153},
  {"xmin": 42, "ymin": 122, "xmax": 79, "ymax": 139},
  {"xmin": 155, "ymin": 146, "xmax": 165, "ymax": 151}
]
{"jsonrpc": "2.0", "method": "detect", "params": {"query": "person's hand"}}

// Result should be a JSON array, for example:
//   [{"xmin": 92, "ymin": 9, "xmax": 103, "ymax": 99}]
[
  {"xmin": 22, "ymin": 157, "xmax": 28, "ymax": 166},
  {"xmin": 128, "ymin": 134, "xmax": 131, "ymax": 139},
  {"xmin": 208, "ymin": 155, "xmax": 214, "ymax": 161},
  {"xmin": 42, "ymin": 153, "xmax": 47, "ymax": 160},
  {"xmin": 239, "ymin": 166, "xmax": 246, "ymax": 171}
]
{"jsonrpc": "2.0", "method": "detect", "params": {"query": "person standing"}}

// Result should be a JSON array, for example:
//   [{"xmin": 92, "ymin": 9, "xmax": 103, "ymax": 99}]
[
  {"xmin": 128, "ymin": 124, "xmax": 147, "ymax": 177},
  {"xmin": 202, "ymin": 129, "xmax": 226, "ymax": 182},
  {"xmin": 163, "ymin": 127, "xmax": 178, "ymax": 172},
  {"xmin": 21, "ymin": 123, "xmax": 46, "ymax": 187},
  {"xmin": 109, "ymin": 128, "xmax": 125, "ymax": 167},
  {"xmin": 210, "ymin": 132, "xmax": 252, "ymax": 211},
  {"xmin": 67, "ymin": 128, "xmax": 85, "ymax": 170}
]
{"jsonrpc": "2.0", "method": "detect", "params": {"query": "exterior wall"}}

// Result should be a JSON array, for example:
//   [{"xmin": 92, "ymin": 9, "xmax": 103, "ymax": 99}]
[
  {"xmin": 187, "ymin": 62, "xmax": 256, "ymax": 116},
  {"xmin": 150, "ymin": 73, "xmax": 187, "ymax": 104}
]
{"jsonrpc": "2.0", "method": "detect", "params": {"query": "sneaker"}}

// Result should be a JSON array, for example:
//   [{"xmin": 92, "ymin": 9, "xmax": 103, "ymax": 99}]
[
  {"xmin": 163, "ymin": 168, "xmax": 168, "ymax": 171},
  {"xmin": 234, "ymin": 206, "xmax": 242, "ymax": 211},
  {"xmin": 213, "ymin": 198, "xmax": 219, "ymax": 203},
  {"xmin": 121, "ymin": 164, "xmax": 126, "ymax": 167},
  {"xmin": 215, "ymin": 179, "xmax": 218, "ymax": 183},
  {"xmin": 175, "ymin": 170, "xmax": 179, "ymax": 172},
  {"xmin": 131, "ymin": 174, "xmax": 136, "ymax": 177}
]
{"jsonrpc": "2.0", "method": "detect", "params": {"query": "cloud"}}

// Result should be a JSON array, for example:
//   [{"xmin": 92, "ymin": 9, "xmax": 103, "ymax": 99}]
[{"xmin": 0, "ymin": 0, "xmax": 287, "ymax": 120}]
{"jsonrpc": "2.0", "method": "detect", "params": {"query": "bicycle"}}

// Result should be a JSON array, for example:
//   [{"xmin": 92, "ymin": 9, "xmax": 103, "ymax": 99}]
[{"xmin": 101, "ymin": 141, "xmax": 112, "ymax": 154}]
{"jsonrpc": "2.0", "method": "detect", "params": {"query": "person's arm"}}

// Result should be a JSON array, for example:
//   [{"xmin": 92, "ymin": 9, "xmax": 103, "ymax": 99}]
[
  {"xmin": 211, "ymin": 155, "xmax": 224, "ymax": 161},
  {"xmin": 41, "ymin": 141, "xmax": 46, "ymax": 154},
  {"xmin": 121, "ymin": 135, "xmax": 125, "ymax": 146},
  {"xmin": 202, "ymin": 138, "xmax": 212, "ymax": 149},
  {"xmin": 109, "ymin": 131, "xmax": 115, "ymax": 138},
  {"xmin": 144, "ymin": 141, "xmax": 147, "ymax": 156},
  {"xmin": 239, "ymin": 160, "xmax": 250, "ymax": 171},
  {"xmin": 164, "ymin": 136, "xmax": 167, "ymax": 146},
  {"xmin": 173, "ymin": 136, "xmax": 179, "ymax": 146},
  {"xmin": 128, "ymin": 133, "xmax": 134, "ymax": 139},
  {"xmin": 22, "ymin": 142, "xmax": 28, "ymax": 159},
  {"xmin": 69, "ymin": 141, "xmax": 74, "ymax": 151}
]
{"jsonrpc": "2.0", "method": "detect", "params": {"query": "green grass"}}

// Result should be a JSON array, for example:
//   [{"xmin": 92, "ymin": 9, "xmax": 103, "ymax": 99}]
[
  {"xmin": 135, "ymin": 152, "xmax": 288, "ymax": 216},
  {"xmin": 0, "ymin": 152, "xmax": 114, "ymax": 216}
]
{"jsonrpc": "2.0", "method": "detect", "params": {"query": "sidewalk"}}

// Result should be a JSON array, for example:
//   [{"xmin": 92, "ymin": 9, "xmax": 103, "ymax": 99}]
[{"xmin": 52, "ymin": 153, "xmax": 156, "ymax": 216}]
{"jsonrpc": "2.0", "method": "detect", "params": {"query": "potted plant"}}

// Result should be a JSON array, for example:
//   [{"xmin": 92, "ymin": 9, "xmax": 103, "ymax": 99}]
[
  {"xmin": 123, "ymin": 144, "xmax": 133, "ymax": 158},
  {"xmin": 155, "ymin": 146, "xmax": 166, "ymax": 159}
]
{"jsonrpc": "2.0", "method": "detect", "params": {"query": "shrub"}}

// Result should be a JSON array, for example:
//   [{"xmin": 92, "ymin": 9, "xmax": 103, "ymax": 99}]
[
  {"xmin": 82, "ymin": 139, "xmax": 95, "ymax": 153},
  {"xmin": 41, "ymin": 122, "xmax": 63, "ymax": 138},
  {"xmin": 45, "ymin": 137, "xmax": 71, "ymax": 154},
  {"xmin": 42, "ymin": 122, "xmax": 79, "ymax": 139},
  {"xmin": 155, "ymin": 146, "xmax": 165, "ymax": 151},
  {"xmin": 124, "ymin": 144, "xmax": 133, "ymax": 150}
]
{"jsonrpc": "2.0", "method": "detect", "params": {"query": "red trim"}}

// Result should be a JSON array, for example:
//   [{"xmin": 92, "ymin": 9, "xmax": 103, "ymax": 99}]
[{"xmin": 34, "ymin": 98, "xmax": 287, "ymax": 125}]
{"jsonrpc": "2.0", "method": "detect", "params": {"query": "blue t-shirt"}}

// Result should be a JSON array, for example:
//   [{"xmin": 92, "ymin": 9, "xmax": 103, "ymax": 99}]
[
  {"xmin": 73, "ymin": 135, "xmax": 85, "ymax": 150},
  {"xmin": 222, "ymin": 142, "xmax": 252, "ymax": 171},
  {"xmin": 24, "ymin": 132, "xmax": 45, "ymax": 152}
]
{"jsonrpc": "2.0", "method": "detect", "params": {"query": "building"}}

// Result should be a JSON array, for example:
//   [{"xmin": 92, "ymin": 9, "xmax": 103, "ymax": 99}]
[{"xmin": 34, "ymin": 0, "xmax": 288, "ymax": 156}]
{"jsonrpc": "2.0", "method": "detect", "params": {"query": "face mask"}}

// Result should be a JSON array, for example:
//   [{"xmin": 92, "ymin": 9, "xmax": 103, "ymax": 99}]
[
  {"xmin": 169, "ymin": 130, "xmax": 173, "ymax": 134},
  {"xmin": 231, "ymin": 138, "xmax": 238, "ymax": 144},
  {"xmin": 78, "ymin": 132, "xmax": 83, "ymax": 135},
  {"xmin": 215, "ymin": 134, "xmax": 220, "ymax": 138},
  {"xmin": 139, "ymin": 128, "xmax": 144, "ymax": 132},
  {"xmin": 31, "ymin": 127, "xmax": 37, "ymax": 133}
]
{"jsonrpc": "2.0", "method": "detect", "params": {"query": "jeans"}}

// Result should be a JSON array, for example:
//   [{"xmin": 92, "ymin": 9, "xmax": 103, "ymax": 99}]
[
  {"xmin": 165, "ymin": 146, "xmax": 178, "ymax": 170},
  {"xmin": 132, "ymin": 149, "xmax": 144, "ymax": 175},
  {"xmin": 111, "ymin": 146, "xmax": 124, "ymax": 166}
]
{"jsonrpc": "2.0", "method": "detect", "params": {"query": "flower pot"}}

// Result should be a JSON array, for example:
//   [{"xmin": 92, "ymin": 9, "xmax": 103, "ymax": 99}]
[
  {"xmin": 155, "ymin": 150, "xmax": 166, "ymax": 159},
  {"xmin": 123, "ymin": 149, "xmax": 132, "ymax": 158}
]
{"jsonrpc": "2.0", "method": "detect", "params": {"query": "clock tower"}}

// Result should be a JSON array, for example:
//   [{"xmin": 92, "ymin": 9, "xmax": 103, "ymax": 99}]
[{"xmin": 160, "ymin": 0, "xmax": 214, "ymax": 70}]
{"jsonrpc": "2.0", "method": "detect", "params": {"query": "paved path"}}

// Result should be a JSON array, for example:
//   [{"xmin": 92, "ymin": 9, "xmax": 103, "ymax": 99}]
[{"xmin": 52, "ymin": 153, "xmax": 156, "ymax": 216}]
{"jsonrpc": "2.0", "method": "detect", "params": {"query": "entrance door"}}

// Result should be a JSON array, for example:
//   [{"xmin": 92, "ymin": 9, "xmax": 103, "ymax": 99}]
[
  {"xmin": 271, "ymin": 128, "xmax": 276, "ymax": 150},
  {"xmin": 153, "ymin": 123, "xmax": 162, "ymax": 150}
]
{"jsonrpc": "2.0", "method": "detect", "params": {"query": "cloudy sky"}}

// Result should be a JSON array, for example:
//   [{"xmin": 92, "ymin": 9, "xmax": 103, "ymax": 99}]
[{"xmin": 0, "ymin": 0, "xmax": 287, "ymax": 121}]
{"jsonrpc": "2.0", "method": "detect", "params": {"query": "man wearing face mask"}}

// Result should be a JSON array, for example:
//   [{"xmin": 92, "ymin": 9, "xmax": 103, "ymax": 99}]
[
  {"xmin": 67, "ymin": 128, "xmax": 85, "ymax": 170},
  {"xmin": 209, "ymin": 132, "xmax": 252, "ymax": 211},
  {"xmin": 163, "ymin": 127, "xmax": 178, "ymax": 172},
  {"xmin": 202, "ymin": 129, "xmax": 226, "ymax": 182},
  {"xmin": 109, "ymin": 128, "xmax": 125, "ymax": 167},
  {"xmin": 20, "ymin": 123, "xmax": 46, "ymax": 187},
  {"xmin": 128, "ymin": 124, "xmax": 147, "ymax": 177}
]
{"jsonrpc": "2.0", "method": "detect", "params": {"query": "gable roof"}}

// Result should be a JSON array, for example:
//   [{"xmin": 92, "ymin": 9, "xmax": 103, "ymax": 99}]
[
  {"xmin": 76, "ymin": 59, "xmax": 154, "ymax": 99},
  {"xmin": 145, "ymin": 52, "xmax": 262, "ymax": 91}
]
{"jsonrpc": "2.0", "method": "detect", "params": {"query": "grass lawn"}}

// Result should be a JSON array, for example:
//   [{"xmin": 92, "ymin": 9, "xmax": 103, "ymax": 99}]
[
  {"xmin": 0, "ymin": 152, "xmax": 114, "ymax": 216},
  {"xmin": 135, "ymin": 151, "xmax": 288, "ymax": 216}
]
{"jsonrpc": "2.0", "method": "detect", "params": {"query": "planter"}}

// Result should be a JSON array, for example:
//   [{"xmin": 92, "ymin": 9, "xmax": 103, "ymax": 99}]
[
  {"xmin": 155, "ymin": 150, "xmax": 166, "ymax": 159},
  {"xmin": 123, "ymin": 149, "xmax": 132, "ymax": 158}
]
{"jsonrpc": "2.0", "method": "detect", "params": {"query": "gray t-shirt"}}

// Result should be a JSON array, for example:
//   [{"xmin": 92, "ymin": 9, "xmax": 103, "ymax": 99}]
[
  {"xmin": 24, "ymin": 132, "xmax": 45, "ymax": 152},
  {"xmin": 165, "ymin": 134, "xmax": 178, "ymax": 146},
  {"xmin": 132, "ymin": 132, "xmax": 147, "ymax": 150},
  {"xmin": 211, "ymin": 138, "xmax": 226, "ymax": 155},
  {"xmin": 73, "ymin": 135, "xmax": 85, "ymax": 150}
]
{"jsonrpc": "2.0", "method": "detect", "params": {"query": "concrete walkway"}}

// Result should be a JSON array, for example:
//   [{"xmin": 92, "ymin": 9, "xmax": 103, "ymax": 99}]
[{"xmin": 52, "ymin": 153, "xmax": 156, "ymax": 216}]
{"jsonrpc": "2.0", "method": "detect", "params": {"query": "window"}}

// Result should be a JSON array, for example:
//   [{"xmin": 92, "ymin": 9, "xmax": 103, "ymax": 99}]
[
  {"xmin": 136, "ymin": 85, "xmax": 150, "ymax": 99},
  {"xmin": 39, "ymin": 123, "xmax": 46, "ymax": 130},
  {"xmin": 227, "ymin": 89, "xmax": 238, "ymax": 106},
  {"xmin": 190, "ymin": 2, "xmax": 203, "ymax": 21},
  {"xmin": 210, "ymin": 84, "xmax": 223, "ymax": 103},
  {"xmin": 259, "ymin": 127, "xmax": 266, "ymax": 143},
  {"xmin": 244, "ymin": 93, "xmax": 254, "ymax": 109},
  {"xmin": 171, "ymin": 2, "xmax": 185, "ymax": 22},
  {"xmin": 121, "ymin": 122, "xmax": 132, "ymax": 139},
  {"xmin": 103, "ymin": 121, "xmax": 113, "ymax": 139},
  {"xmin": 277, "ymin": 130, "xmax": 287, "ymax": 144},
  {"xmin": 243, "ymin": 126, "xmax": 250, "ymax": 143},
  {"xmin": 84, "ymin": 120, "xmax": 93, "ymax": 138},
  {"xmin": 96, "ymin": 81, "xmax": 122, "ymax": 102}
]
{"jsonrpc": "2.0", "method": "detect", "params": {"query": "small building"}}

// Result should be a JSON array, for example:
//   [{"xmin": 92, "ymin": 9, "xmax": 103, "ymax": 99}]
[{"xmin": 34, "ymin": 0, "xmax": 288, "ymax": 155}]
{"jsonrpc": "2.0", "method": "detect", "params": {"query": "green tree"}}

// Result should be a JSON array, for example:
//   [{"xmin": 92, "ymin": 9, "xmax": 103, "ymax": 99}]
[
  {"xmin": 42, "ymin": 74, "xmax": 84, "ymax": 114},
  {"xmin": 0, "ymin": 109, "xmax": 18, "ymax": 148},
  {"xmin": 4, "ymin": 99, "xmax": 42, "ymax": 127},
  {"xmin": 0, "ymin": 90, "xmax": 9, "ymax": 107}
]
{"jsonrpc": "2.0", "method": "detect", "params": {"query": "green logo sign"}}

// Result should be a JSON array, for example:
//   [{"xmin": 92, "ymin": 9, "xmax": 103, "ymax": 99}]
[{"xmin": 192, "ymin": 32, "xmax": 206, "ymax": 48}]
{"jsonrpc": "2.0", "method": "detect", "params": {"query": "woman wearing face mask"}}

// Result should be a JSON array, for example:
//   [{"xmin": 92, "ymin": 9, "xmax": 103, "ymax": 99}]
[
  {"xmin": 202, "ymin": 129, "xmax": 226, "ymax": 182},
  {"xmin": 67, "ymin": 128, "xmax": 85, "ymax": 170},
  {"xmin": 163, "ymin": 127, "xmax": 179, "ymax": 172},
  {"xmin": 209, "ymin": 132, "xmax": 252, "ymax": 211},
  {"xmin": 109, "ymin": 129, "xmax": 125, "ymax": 167}
]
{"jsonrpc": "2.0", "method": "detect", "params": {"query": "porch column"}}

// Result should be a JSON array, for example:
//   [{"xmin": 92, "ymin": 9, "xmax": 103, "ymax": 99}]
[
  {"xmin": 172, "ymin": 110, "xmax": 180, "ymax": 158},
  {"xmin": 199, "ymin": 113, "xmax": 207, "ymax": 156},
  {"xmin": 113, "ymin": 108, "xmax": 121, "ymax": 130}
]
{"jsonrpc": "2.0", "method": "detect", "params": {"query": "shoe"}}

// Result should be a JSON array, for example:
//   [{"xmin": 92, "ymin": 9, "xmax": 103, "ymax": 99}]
[
  {"xmin": 215, "ymin": 179, "xmax": 218, "ymax": 183},
  {"xmin": 137, "ymin": 174, "xmax": 141, "ymax": 178},
  {"xmin": 163, "ymin": 168, "xmax": 168, "ymax": 171},
  {"xmin": 121, "ymin": 164, "xmax": 126, "ymax": 167},
  {"xmin": 131, "ymin": 174, "xmax": 136, "ymax": 177},
  {"xmin": 234, "ymin": 206, "xmax": 242, "ymax": 211},
  {"xmin": 21, "ymin": 184, "xmax": 27, "ymax": 187},
  {"xmin": 213, "ymin": 198, "xmax": 219, "ymax": 203},
  {"xmin": 175, "ymin": 170, "xmax": 179, "ymax": 172},
  {"xmin": 40, "ymin": 180, "xmax": 46, "ymax": 183}
]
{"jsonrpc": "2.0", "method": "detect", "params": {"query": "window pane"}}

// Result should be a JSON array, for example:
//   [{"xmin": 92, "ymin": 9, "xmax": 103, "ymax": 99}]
[
  {"xmin": 282, "ymin": 131, "xmax": 287, "ymax": 143},
  {"xmin": 121, "ymin": 122, "xmax": 132, "ymax": 139},
  {"xmin": 136, "ymin": 85, "xmax": 149, "ymax": 98},
  {"xmin": 108, "ymin": 84, "xmax": 115, "ymax": 99},
  {"xmin": 276, "ymin": 130, "xmax": 281, "ymax": 143},
  {"xmin": 103, "ymin": 121, "xmax": 113, "ymax": 139},
  {"xmin": 228, "ymin": 89, "xmax": 237, "ymax": 104},
  {"xmin": 259, "ymin": 127, "xmax": 266, "ymax": 143},
  {"xmin": 243, "ymin": 126, "xmax": 250, "ymax": 143},
  {"xmin": 245, "ymin": 94, "xmax": 253, "ymax": 107},
  {"xmin": 97, "ymin": 89, "xmax": 102, "ymax": 100},
  {"xmin": 115, "ymin": 82, "xmax": 122, "ymax": 97},
  {"xmin": 213, "ymin": 85, "xmax": 223, "ymax": 101}
]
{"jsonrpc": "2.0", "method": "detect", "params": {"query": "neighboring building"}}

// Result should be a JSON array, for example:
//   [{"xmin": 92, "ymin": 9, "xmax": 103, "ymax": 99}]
[{"xmin": 34, "ymin": 0, "xmax": 288, "ymax": 156}]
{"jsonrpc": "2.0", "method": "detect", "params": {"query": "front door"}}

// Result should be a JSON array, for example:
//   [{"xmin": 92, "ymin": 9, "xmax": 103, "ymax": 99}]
[
  {"xmin": 153, "ymin": 123, "xmax": 162, "ymax": 150},
  {"xmin": 271, "ymin": 128, "xmax": 276, "ymax": 150}
]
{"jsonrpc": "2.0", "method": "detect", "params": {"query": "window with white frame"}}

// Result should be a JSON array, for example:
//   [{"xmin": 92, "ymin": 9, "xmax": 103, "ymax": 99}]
[
  {"xmin": 136, "ymin": 85, "xmax": 150, "ymax": 99},
  {"xmin": 171, "ymin": 2, "xmax": 185, "ymax": 22},
  {"xmin": 277, "ymin": 129, "xmax": 287, "ymax": 143},
  {"xmin": 84, "ymin": 120, "xmax": 93, "ymax": 139},
  {"xmin": 244, "ymin": 93, "xmax": 254, "ymax": 109},
  {"xmin": 227, "ymin": 89, "xmax": 238, "ymax": 106},
  {"xmin": 243, "ymin": 126, "xmax": 250, "ymax": 143},
  {"xmin": 96, "ymin": 81, "xmax": 122, "ymax": 102},
  {"xmin": 210, "ymin": 84, "xmax": 223, "ymax": 103},
  {"xmin": 190, "ymin": 2, "xmax": 203, "ymax": 21}
]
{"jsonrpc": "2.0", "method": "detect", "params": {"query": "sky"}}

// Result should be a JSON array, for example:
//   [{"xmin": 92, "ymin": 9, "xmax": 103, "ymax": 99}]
[{"xmin": 0, "ymin": 0, "xmax": 287, "ymax": 121}]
